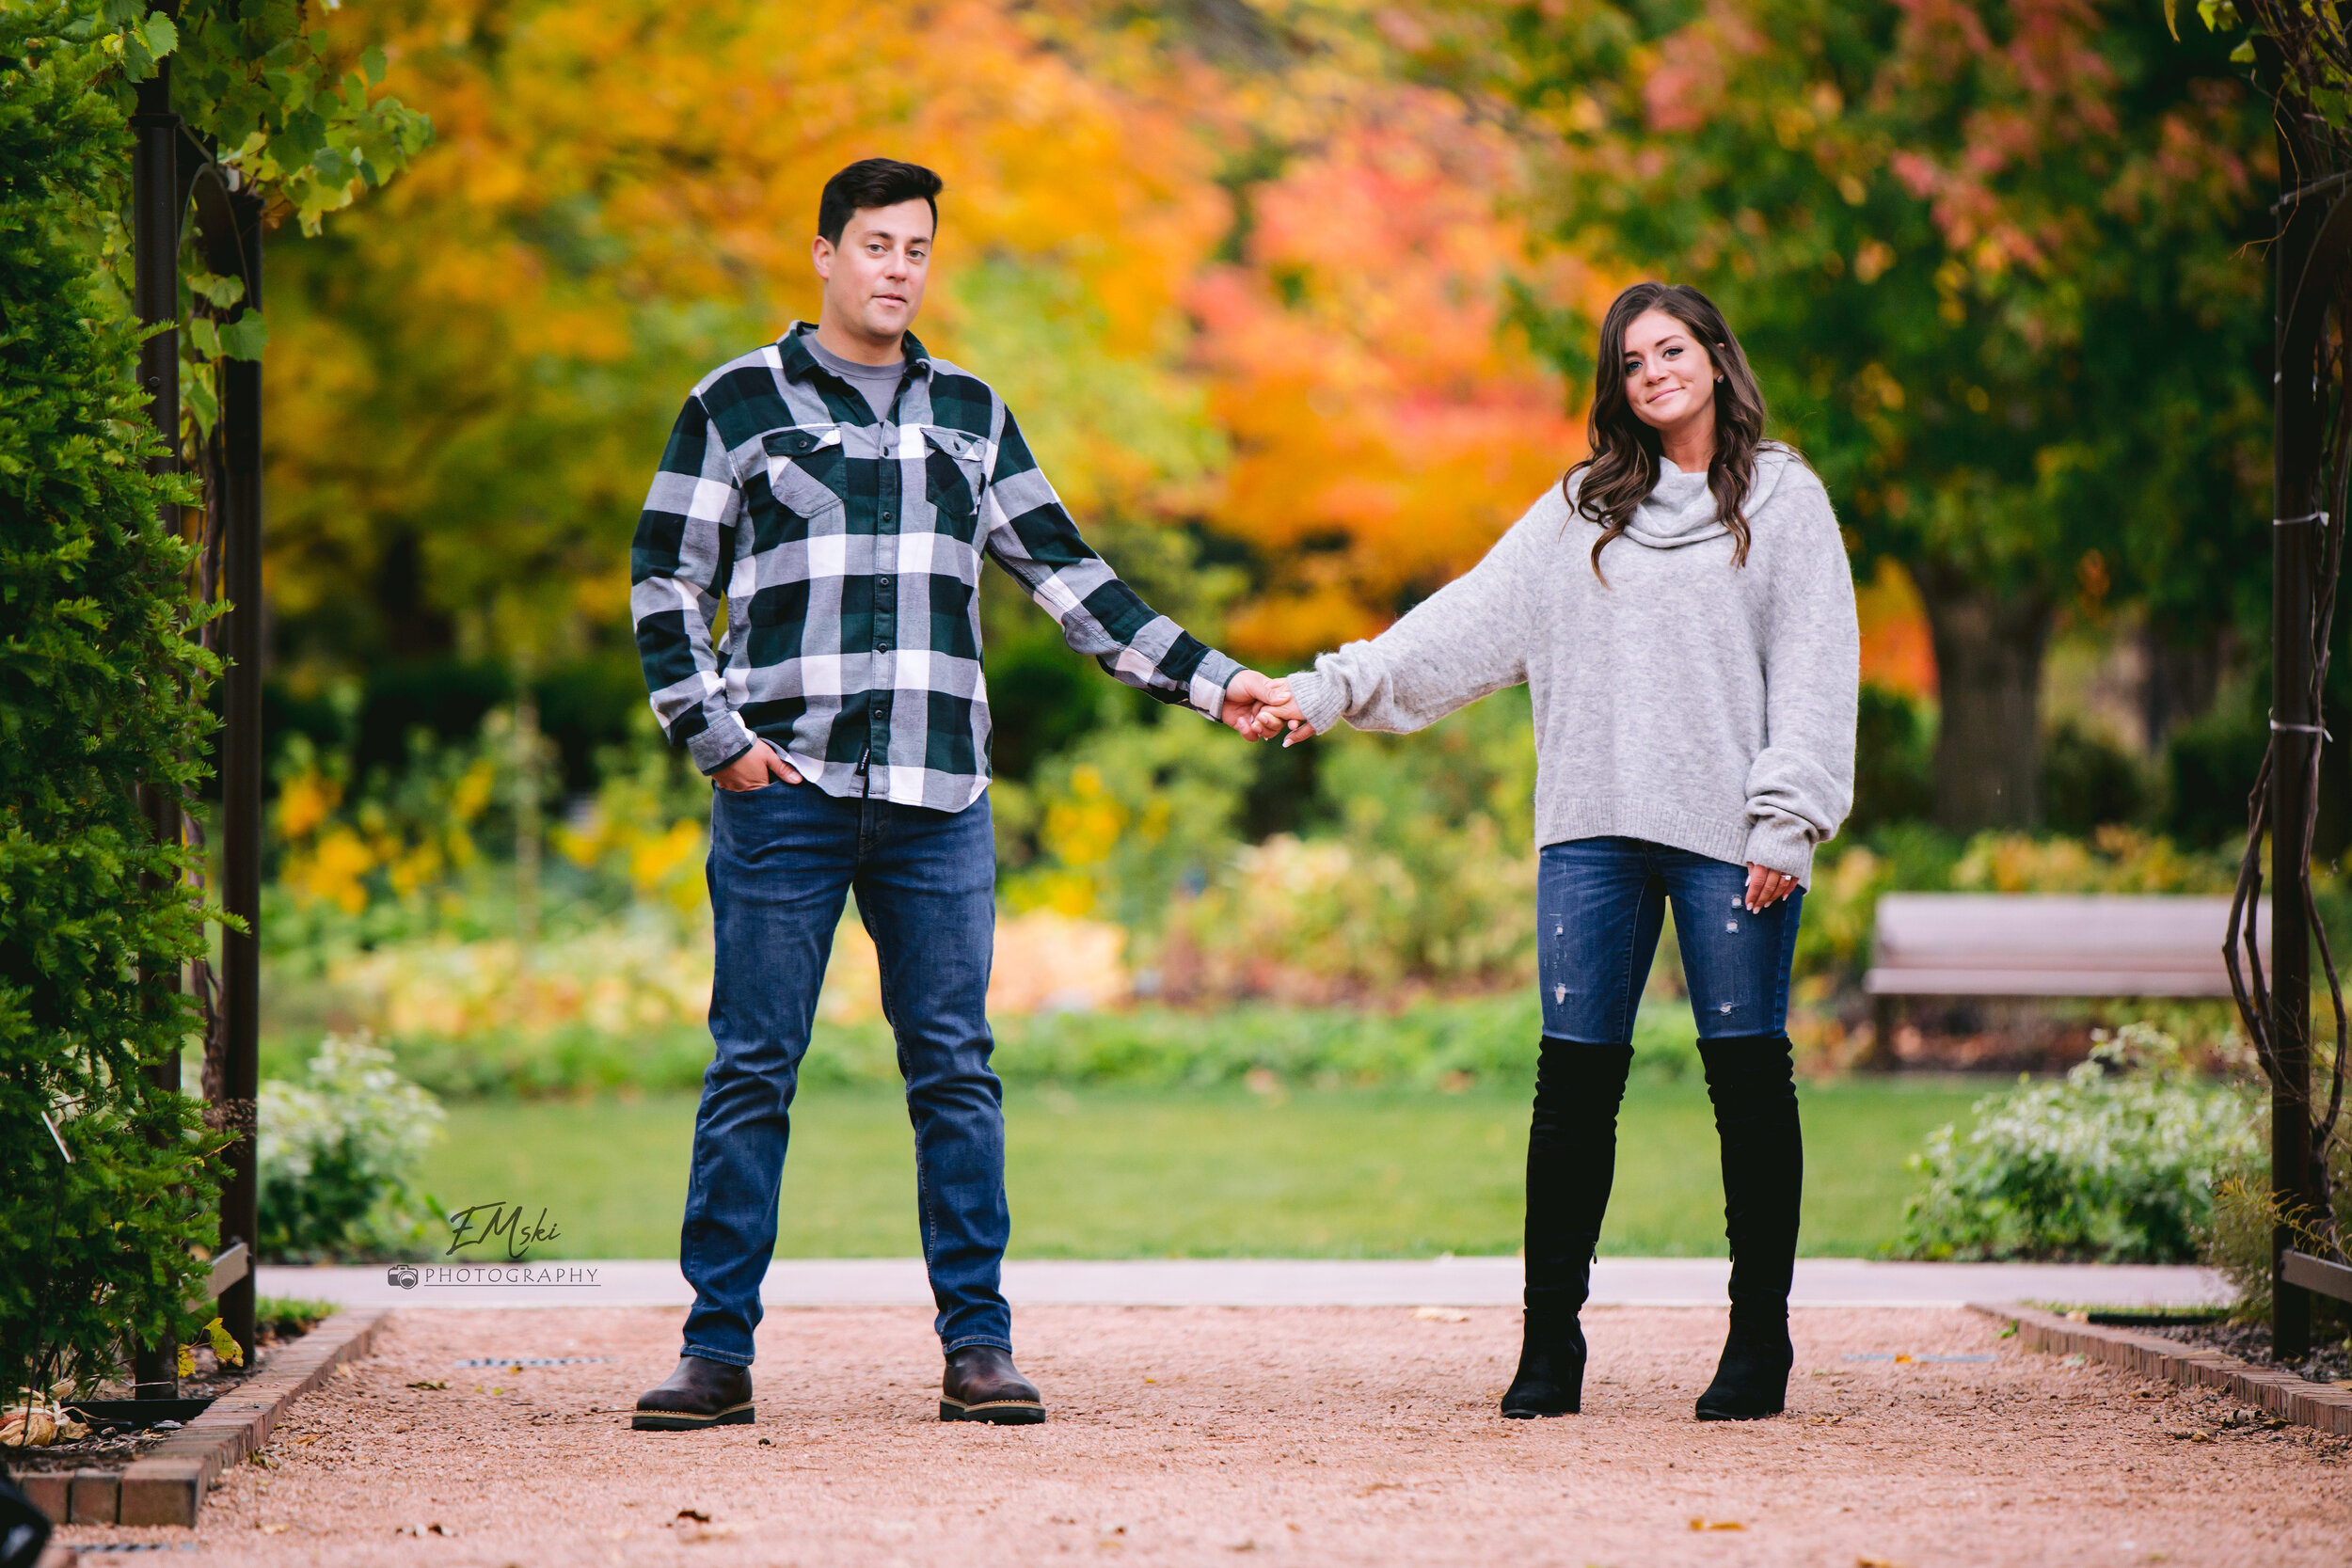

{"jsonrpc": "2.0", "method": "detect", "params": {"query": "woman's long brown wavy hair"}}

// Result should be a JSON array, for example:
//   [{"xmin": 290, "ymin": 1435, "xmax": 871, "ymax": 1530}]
[{"xmin": 1564, "ymin": 282, "xmax": 1771, "ymax": 581}]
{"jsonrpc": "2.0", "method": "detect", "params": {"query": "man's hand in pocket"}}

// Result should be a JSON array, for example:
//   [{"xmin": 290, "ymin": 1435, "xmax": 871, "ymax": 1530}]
[{"xmin": 712, "ymin": 740, "xmax": 803, "ymax": 792}]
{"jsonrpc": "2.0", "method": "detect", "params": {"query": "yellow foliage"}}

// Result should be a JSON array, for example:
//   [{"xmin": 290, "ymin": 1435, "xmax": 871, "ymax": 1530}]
[
  {"xmin": 1952, "ymin": 826, "xmax": 2233, "ymax": 895},
  {"xmin": 274, "ymin": 768, "xmax": 341, "ymax": 841},
  {"xmin": 285, "ymin": 826, "xmax": 376, "ymax": 915},
  {"xmin": 1040, "ymin": 764, "xmax": 1127, "ymax": 876}
]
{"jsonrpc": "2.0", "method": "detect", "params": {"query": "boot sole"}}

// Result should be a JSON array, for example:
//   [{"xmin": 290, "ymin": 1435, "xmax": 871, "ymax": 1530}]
[
  {"xmin": 632, "ymin": 1402, "xmax": 754, "ymax": 1431},
  {"xmin": 940, "ymin": 1397, "xmax": 1046, "ymax": 1425},
  {"xmin": 1500, "ymin": 1405, "xmax": 1578, "ymax": 1418},
  {"xmin": 1694, "ymin": 1404, "xmax": 1784, "ymax": 1422}
]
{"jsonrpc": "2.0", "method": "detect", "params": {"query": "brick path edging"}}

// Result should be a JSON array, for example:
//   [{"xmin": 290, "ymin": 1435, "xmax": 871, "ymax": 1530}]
[
  {"xmin": 1970, "ymin": 1301, "xmax": 2352, "ymax": 1436},
  {"xmin": 8, "ymin": 1307, "xmax": 390, "ymax": 1529}
]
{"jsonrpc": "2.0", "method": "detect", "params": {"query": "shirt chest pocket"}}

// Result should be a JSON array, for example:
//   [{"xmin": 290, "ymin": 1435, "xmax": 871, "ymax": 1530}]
[
  {"xmin": 761, "ymin": 425, "xmax": 848, "ymax": 527},
  {"xmin": 920, "ymin": 426, "xmax": 987, "ymax": 539}
]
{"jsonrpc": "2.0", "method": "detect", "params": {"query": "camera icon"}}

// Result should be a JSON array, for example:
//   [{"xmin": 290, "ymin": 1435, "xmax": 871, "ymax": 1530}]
[{"xmin": 386, "ymin": 1264, "xmax": 420, "ymax": 1291}]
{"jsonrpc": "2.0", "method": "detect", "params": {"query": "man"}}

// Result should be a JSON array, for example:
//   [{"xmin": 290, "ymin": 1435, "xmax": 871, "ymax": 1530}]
[{"xmin": 628, "ymin": 158, "xmax": 1283, "ymax": 1430}]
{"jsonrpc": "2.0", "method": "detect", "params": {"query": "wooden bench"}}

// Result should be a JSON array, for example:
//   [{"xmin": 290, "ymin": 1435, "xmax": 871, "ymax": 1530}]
[{"xmin": 1861, "ymin": 893, "xmax": 2270, "ymax": 1066}]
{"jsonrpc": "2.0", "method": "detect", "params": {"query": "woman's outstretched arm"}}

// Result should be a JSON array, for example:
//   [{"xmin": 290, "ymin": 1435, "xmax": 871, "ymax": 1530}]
[{"xmin": 1260, "ymin": 508, "xmax": 1542, "ymax": 743}]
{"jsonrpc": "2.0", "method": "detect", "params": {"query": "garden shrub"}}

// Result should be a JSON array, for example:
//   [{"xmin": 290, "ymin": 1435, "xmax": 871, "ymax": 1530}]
[
  {"xmin": 257, "ymin": 1033, "xmax": 444, "ymax": 1261},
  {"xmin": 0, "ymin": 6, "xmax": 222, "ymax": 1394},
  {"xmin": 1848, "ymin": 684, "xmax": 1934, "ymax": 833},
  {"xmin": 1159, "ymin": 689, "xmax": 1539, "ymax": 1001},
  {"xmin": 1896, "ymin": 1024, "xmax": 2257, "ymax": 1261},
  {"xmin": 2042, "ymin": 719, "xmax": 2153, "ymax": 834},
  {"xmin": 357, "ymin": 990, "xmax": 1708, "ymax": 1100},
  {"xmin": 2204, "ymin": 1091, "xmax": 2352, "ymax": 1324}
]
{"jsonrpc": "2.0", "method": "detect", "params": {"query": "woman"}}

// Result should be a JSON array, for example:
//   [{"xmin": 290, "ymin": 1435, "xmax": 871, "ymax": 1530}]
[{"xmin": 1258, "ymin": 283, "xmax": 1858, "ymax": 1421}]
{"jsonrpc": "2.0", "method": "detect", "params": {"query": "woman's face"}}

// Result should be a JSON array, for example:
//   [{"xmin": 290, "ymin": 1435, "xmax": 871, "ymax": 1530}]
[{"xmin": 1620, "ymin": 307, "xmax": 1719, "ymax": 448}]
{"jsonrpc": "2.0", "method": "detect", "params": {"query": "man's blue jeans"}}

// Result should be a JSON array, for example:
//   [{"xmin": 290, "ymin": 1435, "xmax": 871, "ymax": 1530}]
[
  {"xmin": 1537, "ymin": 836, "xmax": 1804, "ymax": 1044},
  {"xmin": 680, "ymin": 780, "xmax": 1009, "ymax": 1365}
]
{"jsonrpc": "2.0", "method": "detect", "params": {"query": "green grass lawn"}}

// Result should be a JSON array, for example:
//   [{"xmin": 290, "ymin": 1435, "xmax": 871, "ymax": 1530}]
[{"xmin": 418, "ymin": 1075, "xmax": 1984, "ymax": 1260}]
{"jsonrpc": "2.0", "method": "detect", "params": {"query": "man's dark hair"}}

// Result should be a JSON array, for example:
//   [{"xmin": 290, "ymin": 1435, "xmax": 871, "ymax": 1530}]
[{"xmin": 818, "ymin": 159, "xmax": 943, "ymax": 247}]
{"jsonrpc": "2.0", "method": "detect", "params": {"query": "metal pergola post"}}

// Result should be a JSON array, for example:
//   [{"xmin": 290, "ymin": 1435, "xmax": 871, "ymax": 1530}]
[
  {"xmin": 124, "ymin": 8, "xmax": 268, "ymax": 1380},
  {"xmin": 211, "ymin": 185, "xmax": 264, "ymax": 1363}
]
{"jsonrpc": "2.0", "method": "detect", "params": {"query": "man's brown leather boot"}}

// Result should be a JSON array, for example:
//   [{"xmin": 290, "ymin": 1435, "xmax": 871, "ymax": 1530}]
[
  {"xmin": 632, "ymin": 1355, "xmax": 753, "ymax": 1431},
  {"xmin": 940, "ymin": 1345, "xmax": 1045, "ymax": 1424}
]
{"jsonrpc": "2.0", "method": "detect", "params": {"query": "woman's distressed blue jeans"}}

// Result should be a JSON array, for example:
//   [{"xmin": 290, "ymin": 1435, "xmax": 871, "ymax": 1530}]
[{"xmin": 1536, "ymin": 835, "xmax": 1804, "ymax": 1044}]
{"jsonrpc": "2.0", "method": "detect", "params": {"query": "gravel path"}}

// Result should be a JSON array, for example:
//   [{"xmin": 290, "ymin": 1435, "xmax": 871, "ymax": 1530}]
[{"xmin": 51, "ymin": 1305, "xmax": 2352, "ymax": 1566}]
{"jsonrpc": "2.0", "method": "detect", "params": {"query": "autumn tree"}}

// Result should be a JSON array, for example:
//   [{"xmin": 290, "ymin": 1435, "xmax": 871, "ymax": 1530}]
[{"xmin": 1469, "ymin": 0, "xmax": 2270, "ymax": 829}]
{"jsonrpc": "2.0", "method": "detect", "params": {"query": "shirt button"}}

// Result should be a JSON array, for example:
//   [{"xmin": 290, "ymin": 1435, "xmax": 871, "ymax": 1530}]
[
  {"xmin": 879, "ymin": 576, "xmax": 894, "ymax": 590},
  {"xmin": 876, "ymin": 641, "xmax": 891, "ymax": 655}
]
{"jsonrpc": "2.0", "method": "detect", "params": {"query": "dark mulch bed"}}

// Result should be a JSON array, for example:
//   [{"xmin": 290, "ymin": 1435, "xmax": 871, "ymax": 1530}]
[
  {"xmin": 4, "ymin": 1312, "xmax": 326, "ymax": 1475},
  {"xmin": 2145, "ymin": 1317, "xmax": 2352, "ymax": 1386}
]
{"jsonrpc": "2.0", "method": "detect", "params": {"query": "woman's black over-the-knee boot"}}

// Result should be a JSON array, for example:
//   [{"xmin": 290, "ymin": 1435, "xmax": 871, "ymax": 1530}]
[
  {"xmin": 1694, "ymin": 1033, "xmax": 1803, "ymax": 1421},
  {"xmin": 1502, "ymin": 1036, "xmax": 1634, "ymax": 1418}
]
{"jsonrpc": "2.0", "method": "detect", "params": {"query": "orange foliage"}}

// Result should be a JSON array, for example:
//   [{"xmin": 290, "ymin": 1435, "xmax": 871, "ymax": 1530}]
[
  {"xmin": 277, "ymin": 0, "xmax": 1601, "ymax": 676},
  {"xmin": 1189, "ymin": 92, "xmax": 1598, "ymax": 662},
  {"xmin": 1856, "ymin": 557, "xmax": 1937, "ymax": 700}
]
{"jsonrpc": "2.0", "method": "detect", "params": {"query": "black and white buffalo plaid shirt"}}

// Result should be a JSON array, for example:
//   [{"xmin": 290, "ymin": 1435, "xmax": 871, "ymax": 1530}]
[{"xmin": 631, "ymin": 323, "xmax": 1242, "ymax": 810}]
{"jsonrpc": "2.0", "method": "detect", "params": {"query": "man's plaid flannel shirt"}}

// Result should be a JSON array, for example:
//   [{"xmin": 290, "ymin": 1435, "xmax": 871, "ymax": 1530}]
[{"xmin": 631, "ymin": 324, "xmax": 1242, "ymax": 810}]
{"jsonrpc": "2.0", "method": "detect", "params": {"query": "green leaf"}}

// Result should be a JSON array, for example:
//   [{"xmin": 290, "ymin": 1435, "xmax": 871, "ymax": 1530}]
[
  {"xmin": 190, "ymin": 272, "xmax": 245, "ymax": 310},
  {"xmin": 185, "ymin": 318, "xmax": 222, "ymax": 361},
  {"xmin": 2163, "ymin": 0, "xmax": 2177, "ymax": 40},
  {"xmin": 215, "ymin": 311, "xmax": 270, "ymax": 361},
  {"xmin": 362, "ymin": 47, "xmax": 389, "ymax": 87},
  {"xmin": 141, "ymin": 10, "xmax": 176, "ymax": 61},
  {"xmin": 2230, "ymin": 38, "xmax": 2255, "ymax": 61}
]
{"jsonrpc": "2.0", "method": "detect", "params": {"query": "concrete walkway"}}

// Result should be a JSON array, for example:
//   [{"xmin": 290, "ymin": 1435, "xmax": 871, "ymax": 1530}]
[{"xmin": 262, "ymin": 1255, "xmax": 2227, "ymax": 1311}]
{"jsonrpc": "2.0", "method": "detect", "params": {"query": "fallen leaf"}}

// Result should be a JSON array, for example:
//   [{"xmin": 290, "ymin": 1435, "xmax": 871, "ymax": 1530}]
[
  {"xmin": 675, "ymin": 1508, "xmax": 712, "ymax": 1524},
  {"xmin": 1689, "ymin": 1518, "xmax": 1744, "ymax": 1530},
  {"xmin": 406, "ymin": 1380, "xmax": 448, "ymax": 1390},
  {"xmin": 260, "ymin": 1524, "xmax": 290, "ymax": 1535},
  {"xmin": 1858, "ymin": 1557, "xmax": 1899, "ymax": 1567},
  {"xmin": 1410, "ymin": 1307, "xmax": 1469, "ymax": 1323}
]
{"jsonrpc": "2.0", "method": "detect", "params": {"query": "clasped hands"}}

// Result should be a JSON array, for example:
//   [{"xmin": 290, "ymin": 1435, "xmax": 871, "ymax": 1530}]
[{"xmin": 1217, "ymin": 671, "xmax": 1306, "ymax": 746}]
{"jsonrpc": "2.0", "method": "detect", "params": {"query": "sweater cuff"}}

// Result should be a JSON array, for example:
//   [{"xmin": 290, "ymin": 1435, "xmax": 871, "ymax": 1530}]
[
  {"xmin": 1742, "ymin": 814, "xmax": 1819, "ymax": 887},
  {"xmin": 1286, "ymin": 669, "xmax": 1345, "ymax": 736}
]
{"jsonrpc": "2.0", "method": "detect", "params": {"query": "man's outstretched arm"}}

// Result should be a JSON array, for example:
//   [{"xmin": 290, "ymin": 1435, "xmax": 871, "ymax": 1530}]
[{"xmin": 978, "ymin": 405, "xmax": 1280, "ymax": 738}]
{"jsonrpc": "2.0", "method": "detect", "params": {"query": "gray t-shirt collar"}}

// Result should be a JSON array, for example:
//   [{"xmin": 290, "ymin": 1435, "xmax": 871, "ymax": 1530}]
[{"xmin": 805, "ymin": 334, "xmax": 908, "ymax": 423}]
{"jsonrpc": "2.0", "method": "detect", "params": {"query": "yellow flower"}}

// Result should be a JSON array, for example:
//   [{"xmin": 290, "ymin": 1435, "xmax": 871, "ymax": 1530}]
[{"xmin": 274, "ymin": 768, "xmax": 339, "ymax": 841}]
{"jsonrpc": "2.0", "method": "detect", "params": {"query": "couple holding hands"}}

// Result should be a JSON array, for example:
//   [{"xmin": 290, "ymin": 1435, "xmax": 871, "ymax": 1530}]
[{"xmin": 626, "ymin": 160, "xmax": 1859, "ymax": 1433}]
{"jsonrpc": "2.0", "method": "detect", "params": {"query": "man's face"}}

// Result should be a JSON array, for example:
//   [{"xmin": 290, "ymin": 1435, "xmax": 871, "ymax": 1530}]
[{"xmin": 812, "ymin": 199, "xmax": 933, "ymax": 345}]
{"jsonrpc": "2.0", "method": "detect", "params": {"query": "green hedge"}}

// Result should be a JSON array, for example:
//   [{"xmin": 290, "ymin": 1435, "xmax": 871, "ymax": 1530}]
[
  {"xmin": 0, "ymin": 6, "xmax": 221, "ymax": 1393},
  {"xmin": 304, "ymin": 994, "xmax": 1708, "ymax": 1101}
]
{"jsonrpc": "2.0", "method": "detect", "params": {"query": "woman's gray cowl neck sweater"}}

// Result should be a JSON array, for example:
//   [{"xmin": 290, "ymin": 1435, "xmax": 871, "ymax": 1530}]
[{"xmin": 1282, "ymin": 447, "xmax": 1860, "ymax": 885}]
